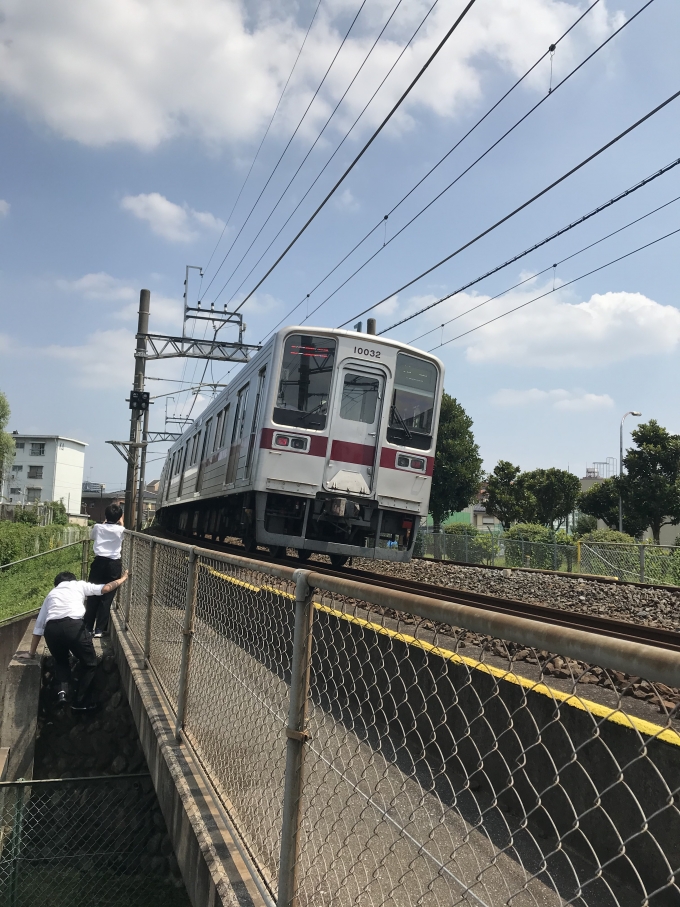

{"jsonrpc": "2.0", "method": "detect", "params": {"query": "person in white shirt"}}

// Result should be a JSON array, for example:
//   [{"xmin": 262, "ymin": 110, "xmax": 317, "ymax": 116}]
[
  {"xmin": 85, "ymin": 503, "xmax": 126, "ymax": 637},
  {"xmin": 28, "ymin": 569, "xmax": 128, "ymax": 708}
]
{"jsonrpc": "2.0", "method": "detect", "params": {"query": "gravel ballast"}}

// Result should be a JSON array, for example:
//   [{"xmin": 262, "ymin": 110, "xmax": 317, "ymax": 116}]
[{"xmin": 351, "ymin": 557, "xmax": 680, "ymax": 632}]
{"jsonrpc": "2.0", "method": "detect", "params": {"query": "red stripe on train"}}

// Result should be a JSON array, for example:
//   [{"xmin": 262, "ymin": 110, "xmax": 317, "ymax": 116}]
[{"xmin": 330, "ymin": 440, "xmax": 375, "ymax": 466}]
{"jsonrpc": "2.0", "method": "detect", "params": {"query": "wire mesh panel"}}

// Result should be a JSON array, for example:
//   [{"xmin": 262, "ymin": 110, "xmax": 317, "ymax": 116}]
[
  {"xmin": 183, "ymin": 554, "xmax": 297, "ymax": 891},
  {"xmin": 149, "ymin": 542, "xmax": 190, "ymax": 710},
  {"xmin": 127, "ymin": 535, "xmax": 152, "ymax": 645},
  {"xmin": 293, "ymin": 590, "xmax": 680, "ymax": 907},
  {"xmin": 0, "ymin": 775, "xmax": 190, "ymax": 907}
]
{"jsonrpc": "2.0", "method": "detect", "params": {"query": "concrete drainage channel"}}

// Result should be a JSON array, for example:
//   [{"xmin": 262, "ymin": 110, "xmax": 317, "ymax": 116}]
[{"xmin": 0, "ymin": 628, "xmax": 192, "ymax": 907}]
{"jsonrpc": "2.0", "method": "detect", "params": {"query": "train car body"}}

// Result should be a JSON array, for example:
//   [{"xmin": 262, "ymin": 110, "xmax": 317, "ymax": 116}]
[{"xmin": 156, "ymin": 326, "xmax": 444, "ymax": 564}]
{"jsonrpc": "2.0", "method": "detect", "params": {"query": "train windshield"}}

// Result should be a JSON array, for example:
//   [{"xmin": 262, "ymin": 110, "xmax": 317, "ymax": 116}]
[
  {"xmin": 387, "ymin": 353, "xmax": 437, "ymax": 451},
  {"xmin": 274, "ymin": 334, "xmax": 337, "ymax": 430}
]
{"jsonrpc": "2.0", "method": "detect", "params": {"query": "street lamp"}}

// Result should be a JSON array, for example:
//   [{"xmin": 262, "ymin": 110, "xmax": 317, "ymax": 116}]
[{"xmin": 619, "ymin": 411, "xmax": 642, "ymax": 533}]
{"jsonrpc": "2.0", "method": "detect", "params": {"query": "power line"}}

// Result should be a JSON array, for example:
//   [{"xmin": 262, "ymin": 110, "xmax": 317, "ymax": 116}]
[
  {"xmin": 337, "ymin": 85, "xmax": 680, "ymax": 328},
  {"xmin": 213, "ymin": 0, "xmax": 440, "ymax": 309},
  {"xmin": 229, "ymin": 0, "xmax": 480, "ymax": 316},
  {"xmin": 410, "ymin": 190, "xmax": 680, "ymax": 344},
  {"xmin": 429, "ymin": 224, "xmax": 680, "ymax": 351},
  {"xmin": 201, "ymin": 0, "xmax": 370, "ymax": 300},
  {"xmin": 270, "ymin": 0, "xmax": 608, "ymax": 333},
  {"xmin": 201, "ymin": 0, "xmax": 324, "ymax": 280},
  {"xmin": 373, "ymin": 156, "xmax": 680, "ymax": 337}
]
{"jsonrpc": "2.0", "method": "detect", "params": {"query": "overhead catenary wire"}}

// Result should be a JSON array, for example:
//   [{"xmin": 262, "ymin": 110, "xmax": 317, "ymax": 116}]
[
  {"xmin": 200, "ymin": 0, "xmax": 324, "ymax": 280},
  {"xmin": 336, "ymin": 85, "xmax": 680, "ymax": 329},
  {"xmin": 215, "ymin": 0, "xmax": 444, "ymax": 312},
  {"xmin": 429, "ymin": 224, "xmax": 680, "ymax": 351},
  {"xmin": 410, "ymin": 190, "xmax": 680, "ymax": 344},
  {"xmin": 200, "ymin": 0, "xmax": 370, "ymax": 300},
  {"xmin": 211, "ymin": 0, "xmax": 414, "ymax": 305},
  {"xmin": 372, "ymin": 155, "xmax": 680, "ymax": 338},
  {"xmin": 227, "ymin": 0, "xmax": 480, "ymax": 316},
  {"xmin": 268, "ymin": 0, "xmax": 610, "ymax": 334}
]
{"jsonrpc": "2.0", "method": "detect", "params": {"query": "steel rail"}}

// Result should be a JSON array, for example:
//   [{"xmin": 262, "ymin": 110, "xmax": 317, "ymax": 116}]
[{"xmin": 141, "ymin": 528, "xmax": 680, "ymax": 655}]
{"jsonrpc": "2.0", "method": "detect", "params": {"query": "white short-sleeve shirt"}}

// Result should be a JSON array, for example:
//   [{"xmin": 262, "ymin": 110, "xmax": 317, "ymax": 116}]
[
  {"xmin": 90, "ymin": 522, "xmax": 125, "ymax": 559},
  {"xmin": 34, "ymin": 580, "xmax": 104, "ymax": 636}
]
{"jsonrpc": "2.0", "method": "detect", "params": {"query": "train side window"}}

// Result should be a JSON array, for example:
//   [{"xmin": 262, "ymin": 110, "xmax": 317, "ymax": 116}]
[
  {"xmin": 219, "ymin": 404, "xmax": 231, "ymax": 448},
  {"xmin": 213, "ymin": 410, "xmax": 224, "ymax": 452},
  {"xmin": 246, "ymin": 368, "xmax": 266, "ymax": 469},
  {"xmin": 189, "ymin": 432, "xmax": 201, "ymax": 466},
  {"xmin": 200, "ymin": 418, "xmax": 212, "ymax": 462},
  {"xmin": 232, "ymin": 386, "xmax": 249, "ymax": 443},
  {"xmin": 274, "ymin": 334, "xmax": 336, "ymax": 430},
  {"xmin": 340, "ymin": 373, "xmax": 379, "ymax": 424}
]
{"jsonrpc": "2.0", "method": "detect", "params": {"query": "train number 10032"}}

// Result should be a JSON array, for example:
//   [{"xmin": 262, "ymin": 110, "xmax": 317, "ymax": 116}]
[{"xmin": 354, "ymin": 346, "xmax": 381, "ymax": 358}]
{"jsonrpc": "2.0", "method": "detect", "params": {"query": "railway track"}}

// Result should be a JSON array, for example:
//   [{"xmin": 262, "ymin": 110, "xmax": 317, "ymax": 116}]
[{"xmin": 146, "ymin": 528, "xmax": 680, "ymax": 654}]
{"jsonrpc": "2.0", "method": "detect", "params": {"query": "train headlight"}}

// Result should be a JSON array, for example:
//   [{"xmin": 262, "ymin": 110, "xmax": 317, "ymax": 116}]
[
  {"xmin": 410, "ymin": 458, "xmax": 425, "ymax": 471},
  {"xmin": 291, "ymin": 437, "xmax": 306, "ymax": 450},
  {"xmin": 397, "ymin": 455, "xmax": 410, "ymax": 467},
  {"xmin": 275, "ymin": 435, "xmax": 290, "ymax": 447}
]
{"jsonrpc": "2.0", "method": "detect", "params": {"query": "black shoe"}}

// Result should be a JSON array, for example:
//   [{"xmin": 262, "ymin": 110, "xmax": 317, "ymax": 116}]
[{"xmin": 71, "ymin": 700, "xmax": 98, "ymax": 712}]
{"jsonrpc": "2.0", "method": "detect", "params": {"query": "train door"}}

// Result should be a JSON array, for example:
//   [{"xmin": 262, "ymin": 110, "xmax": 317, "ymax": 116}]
[
  {"xmin": 324, "ymin": 366, "xmax": 384, "ymax": 495},
  {"xmin": 226, "ymin": 384, "xmax": 249, "ymax": 484}
]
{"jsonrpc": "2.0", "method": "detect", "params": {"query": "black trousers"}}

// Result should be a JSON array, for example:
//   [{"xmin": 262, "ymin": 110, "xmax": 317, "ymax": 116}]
[
  {"xmin": 44, "ymin": 617, "xmax": 98, "ymax": 704},
  {"xmin": 85, "ymin": 556, "xmax": 122, "ymax": 633}
]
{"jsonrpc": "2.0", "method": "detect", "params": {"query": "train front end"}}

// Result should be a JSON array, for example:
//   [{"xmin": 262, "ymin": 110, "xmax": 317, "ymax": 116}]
[{"xmin": 254, "ymin": 327, "xmax": 444, "ymax": 563}]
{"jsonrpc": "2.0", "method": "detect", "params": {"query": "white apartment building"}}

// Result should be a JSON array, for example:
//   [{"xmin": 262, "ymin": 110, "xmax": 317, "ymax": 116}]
[{"xmin": 3, "ymin": 433, "xmax": 87, "ymax": 513}]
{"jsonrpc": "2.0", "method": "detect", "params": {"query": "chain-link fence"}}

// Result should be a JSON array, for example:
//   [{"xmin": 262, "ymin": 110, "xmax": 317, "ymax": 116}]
[
  {"xmin": 0, "ymin": 774, "xmax": 190, "ymax": 906},
  {"xmin": 416, "ymin": 531, "xmax": 680, "ymax": 586},
  {"xmin": 120, "ymin": 531, "xmax": 680, "ymax": 907}
]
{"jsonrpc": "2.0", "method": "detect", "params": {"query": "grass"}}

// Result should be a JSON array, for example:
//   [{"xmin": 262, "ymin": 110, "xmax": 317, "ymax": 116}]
[{"xmin": 0, "ymin": 544, "xmax": 85, "ymax": 622}]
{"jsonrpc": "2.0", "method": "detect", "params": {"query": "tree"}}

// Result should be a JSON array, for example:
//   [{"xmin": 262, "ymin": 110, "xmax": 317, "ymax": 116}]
[
  {"xmin": 0, "ymin": 391, "xmax": 15, "ymax": 496},
  {"xmin": 484, "ymin": 461, "xmax": 535, "ymax": 529},
  {"xmin": 623, "ymin": 420, "xmax": 680, "ymax": 544},
  {"xmin": 577, "ymin": 478, "xmax": 648, "ymax": 537},
  {"xmin": 429, "ymin": 393, "xmax": 483, "ymax": 531},
  {"xmin": 524, "ymin": 467, "xmax": 581, "ymax": 528}
]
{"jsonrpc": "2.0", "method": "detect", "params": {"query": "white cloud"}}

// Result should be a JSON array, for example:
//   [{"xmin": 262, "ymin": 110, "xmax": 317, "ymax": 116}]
[
  {"xmin": 428, "ymin": 287, "xmax": 680, "ymax": 368},
  {"xmin": 335, "ymin": 189, "xmax": 359, "ymax": 212},
  {"xmin": 0, "ymin": 200, "xmax": 9, "ymax": 217},
  {"xmin": 121, "ymin": 193, "xmax": 224, "ymax": 243},
  {"xmin": 44, "ymin": 329, "xmax": 137, "ymax": 388},
  {"xmin": 0, "ymin": 0, "xmax": 623, "ymax": 149},
  {"xmin": 57, "ymin": 271, "xmax": 183, "ymax": 328},
  {"xmin": 491, "ymin": 388, "xmax": 614, "ymax": 411},
  {"xmin": 57, "ymin": 272, "xmax": 135, "ymax": 301}
]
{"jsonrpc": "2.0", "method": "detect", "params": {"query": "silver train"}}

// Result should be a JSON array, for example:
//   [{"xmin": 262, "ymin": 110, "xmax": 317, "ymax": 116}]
[{"xmin": 156, "ymin": 326, "xmax": 444, "ymax": 566}]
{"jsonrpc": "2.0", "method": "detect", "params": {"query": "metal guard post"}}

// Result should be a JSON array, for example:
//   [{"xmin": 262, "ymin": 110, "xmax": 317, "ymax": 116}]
[
  {"xmin": 80, "ymin": 538, "xmax": 90, "ymax": 581},
  {"xmin": 277, "ymin": 569, "xmax": 315, "ymax": 907},
  {"xmin": 124, "ymin": 535, "xmax": 135, "ymax": 630},
  {"xmin": 144, "ymin": 539, "xmax": 157, "ymax": 667},
  {"xmin": 175, "ymin": 548, "xmax": 198, "ymax": 740}
]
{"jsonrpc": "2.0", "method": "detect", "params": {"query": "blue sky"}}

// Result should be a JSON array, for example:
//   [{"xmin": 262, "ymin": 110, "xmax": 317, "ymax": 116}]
[{"xmin": 1, "ymin": 0, "xmax": 679, "ymax": 491}]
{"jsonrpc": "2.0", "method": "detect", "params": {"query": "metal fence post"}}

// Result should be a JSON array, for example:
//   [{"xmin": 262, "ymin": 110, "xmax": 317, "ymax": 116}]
[
  {"xmin": 553, "ymin": 539, "xmax": 558, "ymax": 571},
  {"xmin": 278, "ymin": 569, "xmax": 315, "ymax": 907},
  {"xmin": 175, "ymin": 548, "xmax": 198, "ymax": 740},
  {"xmin": 464, "ymin": 532, "xmax": 469, "ymax": 564},
  {"xmin": 124, "ymin": 535, "xmax": 135, "ymax": 630},
  {"xmin": 80, "ymin": 538, "xmax": 90, "ymax": 581},
  {"xmin": 144, "ymin": 539, "xmax": 156, "ymax": 668},
  {"xmin": 639, "ymin": 544, "xmax": 645, "ymax": 583}
]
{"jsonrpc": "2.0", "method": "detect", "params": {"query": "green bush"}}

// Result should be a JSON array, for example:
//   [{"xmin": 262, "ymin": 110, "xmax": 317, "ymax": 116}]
[
  {"xmin": 0, "ymin": 523, "xmax": 85, "ymax": 567},
  {"xmin": 0, "ymin": 545, "xmax": 83, "ymax": 621},
  {"xmin": 574, "ymin": 514, "xmax": 597, "ymax": 537},
  {"xmin": 578, "ymin": 528, "xmax": 636, "ymax": 545},
  {"xmin": 503, "ymin": 523, "xmax": 566, "ymax": 569}
]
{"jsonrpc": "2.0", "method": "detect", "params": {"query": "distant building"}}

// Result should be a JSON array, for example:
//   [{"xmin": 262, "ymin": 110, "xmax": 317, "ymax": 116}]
[
  {"xmin": 81, "ymin": 481, "xmax": 158, "ymax": 524},
  {"xmin": 3, "ymin": 432, "xmax": 87, "ymax": 513}
]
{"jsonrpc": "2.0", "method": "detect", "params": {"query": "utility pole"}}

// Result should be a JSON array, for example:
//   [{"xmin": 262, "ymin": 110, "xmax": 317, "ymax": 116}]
[
  {"xmin": 124, "ymin": 289, "xmax": 150, "ymax": 529},
  {"xmin": 136, "ymin": 406, "xmax": 150, "ymax": 531}
]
